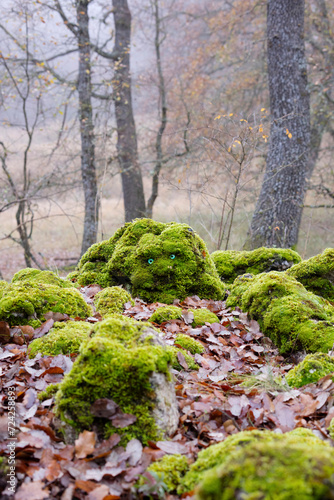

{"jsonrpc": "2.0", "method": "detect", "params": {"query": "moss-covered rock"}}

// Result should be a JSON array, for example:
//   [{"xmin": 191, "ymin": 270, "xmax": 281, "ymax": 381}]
[
  {"xmin": 167, "ymin": 346, "xmax": 199, "ymax": 371},
  {"xmin": 28, "ymin": 321, "xmax": 92, "ymax": 358},
  {"xmin": 226, "ymin": 271, "xmax": 334, "ymax": 354},
  {"xmin": 68, "ymin": 219, "xmax": 225, "ymax": 304},
  {"xmin": 12, "ymin": 268, "xmax": 75, "ymax": 288},
  {"xmin": 94, "ymin": 286, "xmax": 134, "ymax": 317},
  {"xmin": 286, "ymin": 353, "xmax": 334, "ymax": 388},
  {"xmin": 140, "ymin": 454, "xmax": 189, "ymax": 492},
  {"xmin": 0, "ymin": 282, "xmax": 92, "ymax": 327},
  {"xmin": 191, "ymin": 309, "xmax": 219, "ymax": 327},
  {"xmin": 175, "ymin": 334, "xmax": 205, "ymax": 354},
  {"xmin": 150, "ymin": 306, "xmax": 183, "ymax": 324},
  {"xmin": 55, "ymin": 316, "xmax": 178, "ymax": 444},
  {"xmin": 286, "ymin": 248, "xmax": 334, "ymax": 301},
  {"xmin": 212, "ymin": 247, "xmax": 301, "ymax": 284},
  {"xmin": 179, "ymin": 428, "xmax": 331, "ymax": 496}
]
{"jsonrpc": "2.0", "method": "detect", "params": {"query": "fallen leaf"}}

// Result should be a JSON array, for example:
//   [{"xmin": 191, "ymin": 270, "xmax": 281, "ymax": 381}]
[{"xmin": 75, "ymin": 430, "xmax": 96, "ymax": 458}]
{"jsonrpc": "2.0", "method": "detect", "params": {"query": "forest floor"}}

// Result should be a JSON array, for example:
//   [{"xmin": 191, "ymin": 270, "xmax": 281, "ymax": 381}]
[{"xmin": 0, "ymin": 291, "xmax": 333, "ymax": 499}]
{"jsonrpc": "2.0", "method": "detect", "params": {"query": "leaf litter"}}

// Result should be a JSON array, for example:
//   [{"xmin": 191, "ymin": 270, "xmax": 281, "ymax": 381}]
[{"xmin": 0, "ymin": 295, "xmax": 334, "ymax": 499}]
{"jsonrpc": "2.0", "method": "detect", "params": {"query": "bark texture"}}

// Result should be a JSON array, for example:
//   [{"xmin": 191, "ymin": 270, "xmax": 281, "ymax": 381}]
[
  {"xmin": 246, "ymin": 0, "xmax": 310, "ymax": 249},
  {"xmin": 77, "ymin": 0, "xmax": 99, "ymax": 255},
  {"xmin": 112, "ymin": 0, "xmax": 146, "ymax": 221}
]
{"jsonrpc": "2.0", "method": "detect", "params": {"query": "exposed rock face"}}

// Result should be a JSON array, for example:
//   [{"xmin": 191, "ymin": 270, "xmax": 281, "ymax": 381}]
[{"xmin": 67, "ymin": 218, "xmax": 224, "ymax": 304}]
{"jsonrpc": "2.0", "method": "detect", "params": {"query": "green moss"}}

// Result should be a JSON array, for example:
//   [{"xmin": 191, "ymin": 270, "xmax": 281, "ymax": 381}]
[
  {"xmin": 286, "ymin": 353, "xmax": 334, "ymax": 388},
  {"xmin": 0, "ymin": 282, "xmax": 92, "ymax": 327},
  {"xmin": 196, "ymin": 431, "xmax": 334, "ymax": 500},
  {"xmin": 179, "ymin": 428, "xmax": 331, "ymax": 495},
  {"xmin": 55, "ymin": 316, "xmax": 173, "ymax": 444},
  {"xmin": 38, "ymin": 383, "xmax": 60, "ymax": 401},
  {"xmin": 226, "ymin": 271, "xmax": 334, "ymax": 354},
  {"xmin": 286, "ymin": 248, "xmax": 334, "ymax": 301},
  {"xmin": 0, "ymin": 280, "xmax": 9, "ymax": 299},
  {"xmin": 94, "ymin": 286, "xmax": 134, "ymax": 317},
  {"xmin": 328, "ymin": 418, "xmax": 334, "ymax": 440},
  {"xmin": 212, "ymin": 247, "xmax": 301, "ymax": 284},
  {"xmin": 69, "ymin": 219, "xmax": 225, "ymax": 304},
  {"xmin": 28, "ymin": 321, "xmax": 92, "ymax": 358},
  {"xmin": 167, "ymin": 346, "xmax": 199, "ymax": 371},
  {"xmin": 150, "ymin": 306, "xmax": 183, "ymax": 324},
  {"xmin": 175, "ymin": 333, "xmax": 205, "ymax": 354},
  {"xmin": 191, "ymin": 309, "xmax": 219, "ymax": 327},
  {"xmin": 12, "ymin": 268, "xmax": 75, "ymax": 288},
  {"xmin": 140, "ymin": 454, "xmax": 189, "ymax": 492}
]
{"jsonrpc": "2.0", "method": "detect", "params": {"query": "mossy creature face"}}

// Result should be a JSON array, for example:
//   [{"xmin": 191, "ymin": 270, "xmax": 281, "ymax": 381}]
[{"xmin": 69, "ymin": 219, "xmax": 225, "ymax": 304}]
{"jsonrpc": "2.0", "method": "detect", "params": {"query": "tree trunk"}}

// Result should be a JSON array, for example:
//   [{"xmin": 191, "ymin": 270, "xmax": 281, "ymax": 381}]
[
  {"xmin": 112, "ymin": 0, "xmax": 146, "ymax": 221},
  {"xmin": 245, "ymin": 0, "xmax": 310, "ymax": 249},
  {"xmin": 77, "ymin": 0, "xmax": 99, "ymax": 255}
]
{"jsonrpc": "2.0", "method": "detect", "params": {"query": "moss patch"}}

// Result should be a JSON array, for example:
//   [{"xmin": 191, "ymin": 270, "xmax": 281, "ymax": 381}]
[
  {"xmin": 150, "ymin": 306, "xmax": 183, "ymax": 324},
  {"xmin": 286, "ymin": 248, "xmax": 334, "ymax": 301},
  {"xmin": 179, "ymin": 428, "xmax": 331, "ymax": 495},
  {"xmin": 38, "ymin": 383, "xmax": 60, "ymax": 401},
  {"xmin": 0, "ymin": 282, "xmax": 92, "ymax": 327},
  {"xmin": 196, "ymin": 430, "xmax": 334, "ymax": 500},
  {"xmin": 12, "ymin": 268, "xmax": 75, "ymax": 288},
  {"xmin": 328, "ymin": 418, "xmax": 334, "ymax": 440},
  {"xmin": 212, "ymin": 247, "xmax": 301, "ymax": 284},
  {"xmin": 286, "ymin": 353, "xmax": 334, "ymax": 388},
  {"xmin": 0, "ymin": 280, "xmax": 9, "ymax": 299},
  {"xmin": 175, "ymin": 333, "xmax": 205, "ymax": 354},
  {"xmin": 140, "ymin": 454, "xmax": 189, "ymax": 492},
  {"xmin": 55, "ymin": 316, "xmax": 173, "ymax": 444},
  {"xmin": 167, "ymin": 346, "xmax": 199, "ymax": 371},
  {"xmin": 28, "ymin": 321, "xmax": 92, "ymax": 358},
  {"xmin": 68, "ymin": 219, "xmax": 225, "ymax": 304},
  {"xmin": 191, "ymin": 308, "xmax": 219, "ymax": 327},
  {"xmin": 94, "ymin": 286, "xmax": 134, "ymax": 317},
  {"xmin": 226, "ymin": 271, "xmax": 334, "ymax": 354}
]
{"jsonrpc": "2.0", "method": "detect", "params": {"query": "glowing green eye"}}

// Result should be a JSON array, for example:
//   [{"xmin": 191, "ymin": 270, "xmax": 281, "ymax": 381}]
[
  {"xmin": 170, "ymin": 254, "xmax": 176, "ymax": 260},
  {"xmin": 148, "ymin": 258, "xmax": 154, "ymax": 264}
]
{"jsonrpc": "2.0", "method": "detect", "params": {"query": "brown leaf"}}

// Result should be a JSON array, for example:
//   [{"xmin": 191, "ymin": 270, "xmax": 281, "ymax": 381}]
[
  {"xmin": 14, "ymin": 480, "xmax": 49, "ymax": 500},
  {"xmin": 90, "ymin": 398, "xmax": 119, "ymax": 418},
  {"xmin": 0, "ymin": 321, "xmax": 10, "ymax": 343},
  {"xmin": 75, "ymin": 430, "xmax": 96, "ymax": 458},
  {"xmin": 156, "ymin": 441, "xmax": 187, "ymax": 454},
  {"xmin": 111, "ymin": 412, "xmax": 137, "ymax": 428},
  {"xmin": 33, "ymin": 319, "xmax": 54, "ymax": 339},
  {"xmin": 126, "ymin": 438, "xmax": 143, "ymax": 466},
  {"xmin": 44, "ymin": 311, "xmax": 70, "ymax": 322},
  {"xmin": 176, "ymin": 351, "xmax": 189, "ymax": 370},
  {"xmin": 182, "ymin": 310, "xmax": 194, "ymax": 325}
]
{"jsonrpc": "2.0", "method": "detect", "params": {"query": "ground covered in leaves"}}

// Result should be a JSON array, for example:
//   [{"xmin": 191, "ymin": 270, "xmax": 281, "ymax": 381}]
[{"xmin": 1, "ymin": 287, "xmax": 334, "ymax": 499}]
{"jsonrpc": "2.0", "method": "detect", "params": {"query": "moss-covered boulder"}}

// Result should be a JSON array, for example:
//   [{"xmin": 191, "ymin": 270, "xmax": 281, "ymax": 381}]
[
  {"xmin": 150, "ymin": 305, "xmax": 183, "ymax": 324},
  {"xmin": 94, "ymin": 286, "xmax": 134, "ymax": 317},
  {"xmin": 28, "ymin": 321, "xmax": 92, "ymax": 358},
  {"xmin": 226, "ymin": 271, "xmax": 334, "ymax": 354},
  {"xmin": 212, "ymin": 247, "xmax": 301, "ymax": 284},
  {"xmin": 195, "ymin": 429, "xmax": 334, "ymax": 500},
  {"xmin": 139, "ymin": 454, "xmax": 189, "ymax": 492},
  {"xmin": 0, "ymin": 281, "xmax": 92, "ymax": 327},
  {"xmin": 55, "ymin": 316, "xmax": 179, "ymax": 444},
  {"xmin": 286, "ymin": 248, "xmax": 334, "ymax": 301},
  {"xmin": 68, "ymin": 219, "xmax": 225, "ymax": 304},
  {"xmin": 286, "ymin": 353, "xmax": 334, "ymax": 388},
  {"xmin": 12, "ymin": 268, "xmax": 75, "ymax": 288},
  {"xmin": 191, "ymin": 308, "xmax": 219, "ymax": 327},
  {"xmin": 178, "ymin": 428, "xmax": 332, "ymax": 496}
]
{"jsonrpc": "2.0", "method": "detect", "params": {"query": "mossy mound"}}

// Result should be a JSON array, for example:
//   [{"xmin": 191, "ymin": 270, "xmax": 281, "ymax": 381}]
[
  {"xmin": 212, "ymin": 247, "xmax": 301, "ymax": 284},
  {"xmin": 167, "ymin": 346, "xmax": 199, "ymax": 371},
  {"xmin": 191, "ymin": 308, "xmax": 219, "ymax": 327},
  {"xmin": 12, "ymin": 268, "xmax": 75, "ymax": 288},
  {"xmin": 68, "ymin": 218, "xmax": 225, "ymax": 304},
  {"xmin": 0, "ymin": 282, "xmax": 92, "ymax": 327},
  {"xmin": 286, "ymin": 353, "xmax": 334, "ymax": 388},
  {"xmin": 28, "ymin": 321, "xmax": 92, "ymax": 358},
  {"xmin": 0, "ymin": 280, "xmax": 9, "ymax": 299},
  {"xmin": 226, "ymin": 272, "xmax": 334, "ymax": 354},
  {"xmin": 179, "ymin": 428, "xmax": 331, "ymax": 495},
  {"xmin": 175, "ymin": 333, "xmax": 205, "ymax": 354},
  {"xmin": 55, "ymin": 316, "xmax": 176, "ymax": 444},
  {"xmin": 139, "ymin": 454, "xmax": 189, "ymax": 492},
  {"xmin": 286, "ymin": 248, "xmax": 334, "ymax": 301},
  {"xmin": 94, "ymin": 286, "xmax": 134, "ymax": 317},
  {"xmin": 150, "ymin": 305, "xmax": 183, "ymax": 324}
]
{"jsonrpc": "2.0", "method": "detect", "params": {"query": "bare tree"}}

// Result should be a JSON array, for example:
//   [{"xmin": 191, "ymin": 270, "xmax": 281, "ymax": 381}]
[{"xmin": 245, "ymin": 0, "xmax": 310, "ymax": 248}]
